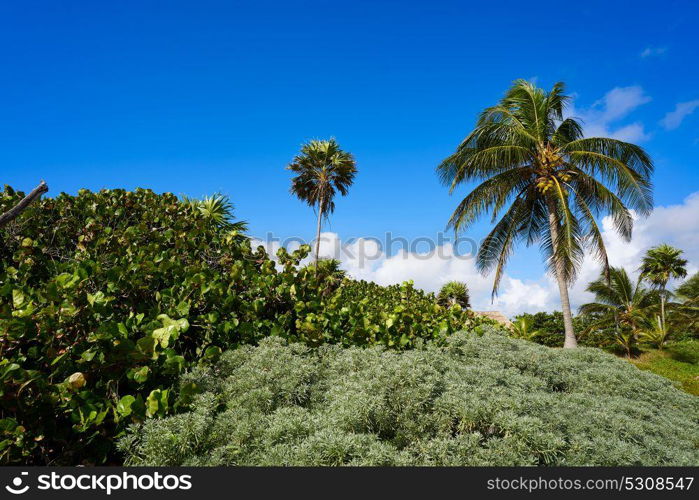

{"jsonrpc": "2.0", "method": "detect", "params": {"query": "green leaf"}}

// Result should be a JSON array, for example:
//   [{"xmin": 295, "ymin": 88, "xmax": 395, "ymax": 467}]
[
  {"xmin": 132, "ymin": 366, "xmax": 150, "ymax": 383},
  {"xmin": 151, "ymin": 315, "xmax": 189, "ymax": 348},
  {"xmin": 12, "ymin": 289, "xmax": 25, "ymax": 309},
  {"xmin": 175, "ymin": 301, "xmax": 190, "ymax": 317},
  {"xmin": 116, "ymin": 395, "xmax": 136, "ymax": 417}
]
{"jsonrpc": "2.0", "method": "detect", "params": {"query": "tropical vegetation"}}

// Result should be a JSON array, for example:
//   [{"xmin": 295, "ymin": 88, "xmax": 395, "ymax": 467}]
[
  {"xmin": 0, "ymin": 186, "xmax": 499, "ymax": 464},
  {"xmin": 3, "ymin": 79, "xmax": 699, "ymax": 468}
]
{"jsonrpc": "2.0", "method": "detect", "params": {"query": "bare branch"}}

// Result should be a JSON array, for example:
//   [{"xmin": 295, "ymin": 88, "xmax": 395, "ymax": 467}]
[{"xmin": 0, "ymin": 181, "xmax": 49, "ymax": 228}]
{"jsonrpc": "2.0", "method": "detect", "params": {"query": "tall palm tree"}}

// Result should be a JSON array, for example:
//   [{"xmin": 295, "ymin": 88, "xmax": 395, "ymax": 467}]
[
  {"xmin": 639, "ymin": 244, "xmax": 687, "ymax": 329},
  {"xmin": 437, "ymin": 80, "xmax": 653, "ymax": 348},
  {"xmin": 287, "ymin": 139, "xmax": 357, "ymax": 264}
]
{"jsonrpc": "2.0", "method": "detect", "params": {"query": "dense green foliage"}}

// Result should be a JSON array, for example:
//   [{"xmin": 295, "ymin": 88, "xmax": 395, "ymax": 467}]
[
  {"xmin": 673, "ymin": 272, "xmax": 699, "ymax": 339},
  {"xmin": 0, "ymin": 187, "xmax": 498, "ymax": 464},
  {"xmin": 119, "ymin": 332, "xmax": 699, "ymax": 466},
  {"xmin": 327, "ymin": 280, "xmax": 491, "ymax": 347},
  {"xmin": 510, "ymin": 312, "xmax": 610, "ymax": 349}
]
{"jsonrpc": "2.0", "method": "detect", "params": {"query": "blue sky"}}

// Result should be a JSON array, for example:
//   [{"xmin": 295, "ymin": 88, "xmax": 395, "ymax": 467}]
[{"xmin": 2, "ymin": 1, "xmax": 698, "ymax": 313}]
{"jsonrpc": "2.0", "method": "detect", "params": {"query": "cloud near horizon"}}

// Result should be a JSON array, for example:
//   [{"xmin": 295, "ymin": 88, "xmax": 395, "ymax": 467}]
[{"xmin": 253, "ymin": 193, "xmax": 699, "ymax": 318}]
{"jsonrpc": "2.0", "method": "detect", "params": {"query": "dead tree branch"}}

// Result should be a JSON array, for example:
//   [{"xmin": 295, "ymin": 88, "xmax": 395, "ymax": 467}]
[{"xmin": 0, "ymin": 181, "xmax": 49, "ymax": 228}]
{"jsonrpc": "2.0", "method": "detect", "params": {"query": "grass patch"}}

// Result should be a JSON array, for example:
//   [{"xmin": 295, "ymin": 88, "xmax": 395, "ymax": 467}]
[{"xmin": 632, "ymin": 340, "xmax": 699, "ymax": 396}]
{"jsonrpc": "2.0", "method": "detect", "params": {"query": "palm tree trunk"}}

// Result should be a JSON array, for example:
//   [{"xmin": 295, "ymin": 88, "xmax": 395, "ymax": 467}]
[
  {"xmin": 314, "ymin": 202, "xmax": 323, "ymax": 265},
  {"xmin": 660, "ymin": 288, "xmax": 666, "ymax": 330},
  {"xmin": 547, "ymin": 199, "xmax": 578, "ymax": 348}
]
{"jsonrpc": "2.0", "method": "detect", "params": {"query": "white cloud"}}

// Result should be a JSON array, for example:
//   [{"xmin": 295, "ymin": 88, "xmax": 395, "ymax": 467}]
[
  {"xmin": 567, "ymin": 86, "xmax": 652, "ymax": 142},
  {"xmin": 640, "ymin": 46, "xmax": 667, "ymax": 58},
  {"xmin": 253, "ymin": 193, "xmax": 699, "ymax": 319},
  {"xmin": 660, "ymin": 100, "xmax": 699, "ymax": 130},
  {"xmin": 596, "ymin": 87, "xmax": 652, "ymax": 122}
]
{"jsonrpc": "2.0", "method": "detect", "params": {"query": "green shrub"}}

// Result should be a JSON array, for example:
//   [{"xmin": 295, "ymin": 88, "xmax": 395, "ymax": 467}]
[
  {"xmin": 0, "ymin": 186, "xmax": 500, "ymax": 464},
  {"xmin": 119, "ymin": 332, "xmax": 699, "ymax": 466}
]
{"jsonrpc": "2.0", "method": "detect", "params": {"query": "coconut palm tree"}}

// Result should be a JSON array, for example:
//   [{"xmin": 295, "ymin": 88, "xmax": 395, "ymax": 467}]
[
  {"xmin": 437, "ymin": 281, "xmax": 471, "ymax": 309},
  {"xmin": 579, "ymin": 267, "xmax": 661, "ymax": 357},
  {"xmin": 287, "ymin": 139, "xmax": 357, "ymax": 264},
  {"xmin": 639, "ymin": 244, "xmax": 687, "ymax": 329},
  {"xmin": 437, "ymin": 80, "xmax": 653, "ymax": 348}
]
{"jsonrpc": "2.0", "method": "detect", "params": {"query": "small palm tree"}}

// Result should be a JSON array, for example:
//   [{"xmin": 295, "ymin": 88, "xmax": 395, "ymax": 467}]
[
  {"xmin": 287, "ymin": 139, "xmax": 357, "ymax": 264},
  {"xmin": 184, "ymin": 194, "xmax": 248, "ymax": 232},
  {"xmin": 579, "ymin": 267, "xmax": 660, "ymax": 357},
  {"xmin": 639, "ymin": 244, "xmax": 687, "ymax": 329},
  {"xmin": 437, "ymin": 80, "xmax": 653, "ymax": 348},
  {"xmin": 638, "ymin": 315, "xmax": 671, "ymax": 350},
  {"xmin": 437, "ymin": 281, "xmax": 471, "ymax": 309},
  {"xmin": 303, "ymin": 258, "xmax": 347, "ymax": 296},
  {"xmin": 510, "ymin": 317, "xmax": 541, "ymax": 341}
]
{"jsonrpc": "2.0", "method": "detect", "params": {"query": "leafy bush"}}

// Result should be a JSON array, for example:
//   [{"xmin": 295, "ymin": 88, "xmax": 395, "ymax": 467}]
[
  {"xmin": 328, "ymin": 280, "xmax": 493, "ymax": 348},
  {"xmin": 120, "ymin": 332, "xmax": 699, "ymax": 466},
  {"xmin": 0, "ymin": 186, "xmax": 500, "ymax": 464}
]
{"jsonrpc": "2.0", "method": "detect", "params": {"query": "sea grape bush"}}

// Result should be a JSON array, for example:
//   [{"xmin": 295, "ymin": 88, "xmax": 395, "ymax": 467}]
[
  {"xmin": 119, "ymin": 332, "xmax": 699, "ymax": 466},
  {"xmin": 0, "ymin": 186, "xmax": 499, "ymax": 464}
]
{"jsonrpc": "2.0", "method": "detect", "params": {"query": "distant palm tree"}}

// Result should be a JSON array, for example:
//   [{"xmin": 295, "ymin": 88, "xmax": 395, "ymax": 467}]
[
  {"xmin": 579, "ymin": 267, "xmax": 661, "ymax": 357},
  {"xmin": 287, "ymin": 139, "xmax": 357, "ymax": 264},
  {"xmin": 437, "ymin": 80, "xmax": 654, "ymax": 348},
  {"xmin": 639, "ymin": 244, "xmax": 687, "ymax": 329},
  {"xmin": 437, "ymin": 281, "xmax": 470, "ymax": 309}
]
